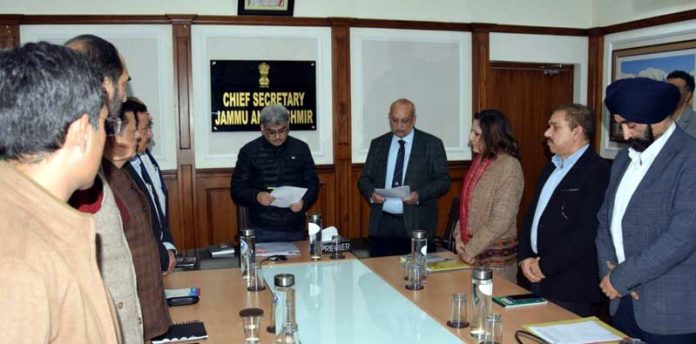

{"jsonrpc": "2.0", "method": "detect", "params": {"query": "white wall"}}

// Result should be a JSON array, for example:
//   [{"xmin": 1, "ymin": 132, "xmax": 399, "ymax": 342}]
[
  {"xmin": 592, "ymin": 0, "xmax": 696, "ymax": 27},
  {"xmin": 19, "ymin": 25, "xmax": 179, "ymax": 170},
  {"xmin": 350, "ymin": 28, "xmax": 472, "ymax": 163},
  {"xmin": 4, "ymin": 0, "xmax": 695, "ymax": 30},
  {"xmin": 1, "ymin": 0, "xmax": 593, "ymax": 28}
]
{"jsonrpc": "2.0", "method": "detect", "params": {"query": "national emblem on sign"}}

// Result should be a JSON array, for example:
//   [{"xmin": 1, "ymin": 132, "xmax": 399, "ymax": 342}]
[{"xmin": 258, "ymin": 62, "xmax": 270, "ymax": 88}]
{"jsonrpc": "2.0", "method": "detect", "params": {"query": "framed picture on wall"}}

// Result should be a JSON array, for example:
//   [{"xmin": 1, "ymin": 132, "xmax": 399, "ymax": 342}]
[
  {"xmin": 611, "ymin": 39, "xmax": 696, "ymax": 142},
  {"xmin": 237, "ymin": 0, "xmax": 294, "ymax": 16}
]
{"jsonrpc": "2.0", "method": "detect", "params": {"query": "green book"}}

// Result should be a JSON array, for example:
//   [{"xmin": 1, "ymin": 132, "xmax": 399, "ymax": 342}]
[
  {"xmin": 425, "ymin": 259, "xmax": 471, "ymax": 272},
  {"xmin": 493, "ymin": 294, "xmax": 548, "ymax": 309}
]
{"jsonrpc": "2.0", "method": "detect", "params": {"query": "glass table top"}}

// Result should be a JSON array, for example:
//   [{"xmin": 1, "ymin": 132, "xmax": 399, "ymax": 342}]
[{"xmin": 263, "ymin": 259, "xmax": 463, "ymax": 344}]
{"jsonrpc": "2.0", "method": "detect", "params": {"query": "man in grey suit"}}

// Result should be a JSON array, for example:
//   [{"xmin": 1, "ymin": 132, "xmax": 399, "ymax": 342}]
[
  {"xmin": 666, "ymin": 70, "xmax": 696, "ymax": 138},
  {"xmin": 358, "ymin": 98, "xmax": 451, "ymax": 255},
  {"xmin": 597, "ymin": 77, "xmax": 696, "ymax": 343}
]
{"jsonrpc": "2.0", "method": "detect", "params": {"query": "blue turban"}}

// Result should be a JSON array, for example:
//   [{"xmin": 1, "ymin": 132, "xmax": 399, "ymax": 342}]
[{"xmin": 604, "ymin": 77, "xmax": 681, "ymax": 124}]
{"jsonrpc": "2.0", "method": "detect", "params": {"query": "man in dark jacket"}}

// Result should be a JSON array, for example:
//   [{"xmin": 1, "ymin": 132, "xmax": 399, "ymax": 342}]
[
  {"xmin": 230, "ymin": 104, "xmax": 320, "ymax": 242},
  {"xmin": 518, "ymin": 104, "xmax": 610, "ymax": 316}
]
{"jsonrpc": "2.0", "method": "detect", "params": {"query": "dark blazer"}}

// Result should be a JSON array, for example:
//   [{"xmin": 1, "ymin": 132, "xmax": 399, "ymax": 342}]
[
  {"xmin": 357, "ymin": 128, "xmax": 451, "ymax": 238},
  {"xmin": 596, "ymin": 127, "xmax": 696, "ymax": 334},
  {"xmin": 519, "ymin": 147, "xmax": 609, "ymax": 303},
  {"xmin": 125, "ymin": 152, "xmax": 173, "ymax": 271}
]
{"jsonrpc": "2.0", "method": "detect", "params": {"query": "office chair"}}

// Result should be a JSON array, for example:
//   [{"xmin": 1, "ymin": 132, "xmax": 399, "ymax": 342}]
[
  {"xmin": 441, "ymin": 196, "xmax": 460, "ymax": 252},
  {"xmin": 236, "ymin": 204, "xmax": 250, "ymax": 235}
]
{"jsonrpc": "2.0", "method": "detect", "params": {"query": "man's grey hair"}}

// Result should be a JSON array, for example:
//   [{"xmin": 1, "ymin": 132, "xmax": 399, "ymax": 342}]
[{"xmin": 260, "ymin": 104, "xmax": 290, "ymax": 125}]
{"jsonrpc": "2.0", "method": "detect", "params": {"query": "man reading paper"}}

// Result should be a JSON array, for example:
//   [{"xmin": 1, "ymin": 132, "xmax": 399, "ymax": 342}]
[
  {"xmin": 231, "ymin": 104, "xmax": 319, "ymax": 242},
  {"xmin": 358, "ymin": 98, "xmax": 451, "ymax": 255}
]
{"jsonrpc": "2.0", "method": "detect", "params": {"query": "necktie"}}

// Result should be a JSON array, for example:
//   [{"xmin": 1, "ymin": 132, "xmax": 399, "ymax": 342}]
[
  {"xmin": 392, "ymin": 139, "xmax": 405, "ymax": 187},
  {"xmin": 138, "ymin": 157, "xmax": 165, "ymax": 229}
]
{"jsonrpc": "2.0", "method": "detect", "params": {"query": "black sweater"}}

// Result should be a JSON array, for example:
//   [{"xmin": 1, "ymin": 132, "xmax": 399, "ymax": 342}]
[{"xmin": 230, "ymin": 136, "xmax": 319, "ymax": 232}]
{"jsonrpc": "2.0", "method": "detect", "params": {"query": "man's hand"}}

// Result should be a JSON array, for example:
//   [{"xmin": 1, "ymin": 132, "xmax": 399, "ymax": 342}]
[
  {"xmin": 289, "ymin": 199, "xmax": 304, "ymax": 213},
  {"xmin": 601, "ymin": 261, "xmax": 639, "ymax": 300},
  {"xmin": 256, "ymin": 191, "xmax": 275, "ymax": 206},
  {"xmin": 403, "ymin": 191, "xmax": 419, "ymax": 205},
  {"xmin": 520, "ymin": 257, "xmax": 544, "ymax": 283},
  {"xmin": 164, "ymin": 250, "xmax": 176, "ymax": 276},
  {"xmin": 371, "ymin": 192, "xmax": 385, "ymax": 204}
]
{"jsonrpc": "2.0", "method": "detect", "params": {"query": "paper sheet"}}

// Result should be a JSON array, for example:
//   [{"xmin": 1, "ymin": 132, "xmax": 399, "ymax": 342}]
[
  {"xmin": 256, "ymin": 242, "xmax": 301, "ymax": 257},
  {"xmin": 375, "ymin": 185, "xmax": 411, "ymax": 199},
  {"xmin": 321, "ymin": 226, "xmax": 339, "ymax": 243},
  {"xmin": 270, "ymin": 186, "xmax": 307, "ymax": 208},
  {"xmin": 528, "ymin": 318, "xmax": 622, "ymax": 344}
]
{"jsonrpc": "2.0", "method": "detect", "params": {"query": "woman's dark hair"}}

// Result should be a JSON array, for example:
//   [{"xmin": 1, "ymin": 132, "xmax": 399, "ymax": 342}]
[{"xmin": 474, "ymin": 109, "xmax": 520, "ymax": 160}]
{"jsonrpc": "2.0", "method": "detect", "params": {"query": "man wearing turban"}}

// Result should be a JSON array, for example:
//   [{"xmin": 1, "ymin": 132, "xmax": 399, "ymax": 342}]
[{"xmin": 596, "ymin": 77, "xmax": 696, "ymax": 343}]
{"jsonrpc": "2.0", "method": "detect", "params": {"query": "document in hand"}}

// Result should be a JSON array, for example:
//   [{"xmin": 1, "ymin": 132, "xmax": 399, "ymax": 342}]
[
  {"xmin": 523, "ymin": 316, "xmax": 625, "ymax": 344},
  {"xmin": 270, "ymin": 186, "xmax": 307, "ymax": 208},
  {"xmin": 374, "ymin": 185, "xmax": 411, "ymax": 199}
]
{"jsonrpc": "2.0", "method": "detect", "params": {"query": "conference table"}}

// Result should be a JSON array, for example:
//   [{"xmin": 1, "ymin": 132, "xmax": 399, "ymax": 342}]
[{"xmin": 165, "ymin": 242, "xmax": 581, "ymax": 343}]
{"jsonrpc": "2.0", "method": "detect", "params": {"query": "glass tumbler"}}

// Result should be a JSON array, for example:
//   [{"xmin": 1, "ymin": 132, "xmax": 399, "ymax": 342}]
[{"xmin": 447, "ymin": 292, "xmax": 469, "ymax": 328}]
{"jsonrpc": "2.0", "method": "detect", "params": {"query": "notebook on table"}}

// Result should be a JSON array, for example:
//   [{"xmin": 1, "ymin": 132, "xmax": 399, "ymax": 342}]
[
  {"xmin": 493, "ymin": 293, "xmax": 547, "ymax": 308},
  {"xmin": 151, "ymin": 320, "xmax": 208, "ymax": 343}
]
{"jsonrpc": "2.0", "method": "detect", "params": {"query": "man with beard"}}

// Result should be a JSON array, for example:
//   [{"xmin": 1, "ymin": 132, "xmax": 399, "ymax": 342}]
[
  {"xmin": 101, "ymin": 101, "xmax": 172, "ymax": 341},
  {"xmin": 66, "ymin": 34, "xmax": 129, "ymax": 118},
  {"xmin": 519, "ymin": 104, "xmax": 609, "ymax": 316},
  {"xmin": 666, "ymin": 70, "xmax": 696, "ymax": 137},
  {"xmin": 66, "ymin": 35, "xmax": 148, "ymax": 343},
  {"xmin": 597, "ymin": 77, "xmax": 696, "ymax": 343}
]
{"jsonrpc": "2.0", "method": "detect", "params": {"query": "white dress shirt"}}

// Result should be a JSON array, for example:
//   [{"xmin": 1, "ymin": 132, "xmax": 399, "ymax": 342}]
[
  {"xmin": 530, "ymin": 144, "xmax": 589, "ymax": 253},
  {"xmin": 382, "ymin": 130, "xmax": 414, "ymax": 215},
  {"xmin": 610, "ymin": 122, "xmax": 675, "ymax": 263}
]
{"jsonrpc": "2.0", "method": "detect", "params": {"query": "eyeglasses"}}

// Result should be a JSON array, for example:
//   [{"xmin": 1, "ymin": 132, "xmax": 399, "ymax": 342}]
[
  {"xmin": 105, "ymin": 117, "xmax": 123, "ymax": 136},
  {"xmin": 263, "ymin": 126, "xmax": 289, "ymax": 137},
  {"xmin": 389, "ymin": 115, "xmax": 413, "ymax": 125}
]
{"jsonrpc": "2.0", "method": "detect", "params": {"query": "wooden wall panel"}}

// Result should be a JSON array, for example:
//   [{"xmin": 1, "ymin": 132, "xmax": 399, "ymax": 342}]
[
  {"xmin": 0, "ymin": 15, "xmax": 20, "ymax": 48},
  {"xmin": 162, "ymin": 171, "xmax": 184, "ymax": 249},
  {"xmin": 471, "ymin": 24, "xmax": 491, "ymax": 113},
  {"xmin": 194, "ymin": 170, "xmax": 235, "ymax": 249},
  {"xmin": 587, "ymin": 28, "xmax": 605, "ymax": 149},
  {"xmin": 330, "ymin": 19, "xmax": 355, "ymax": 236}
]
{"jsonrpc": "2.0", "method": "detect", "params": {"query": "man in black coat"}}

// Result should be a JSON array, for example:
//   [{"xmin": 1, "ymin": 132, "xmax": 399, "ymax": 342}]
[
  {"xmin": 518, "ymin": 103, "xmax": 610, "ymax": 316},
  {"xmin": 231, "ymin": 104, "xmax": 319, "ymax": 242},
  {"xmin": 358, "ymin": 98, "xmax": 451, "ymax": 255}
]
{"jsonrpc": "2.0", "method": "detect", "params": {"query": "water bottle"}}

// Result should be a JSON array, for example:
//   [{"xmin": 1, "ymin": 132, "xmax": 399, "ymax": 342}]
[
  {"xmin": 412, "ymin": 230, "xmax": 427, "ymax": 283},
  {"xmin": 307, "ymin": 213, "xmax": 322, "ymax": 260},
  {"xmin": 240, "ymin": 228, "xmax": 255, "ymax": 280},
  {"xmin": 274, "ymin": 274, "xmax": 296, "ymax": 335},
  {"xmin": 470, "ymin": 267, "xmax": 493, "ymax": 340}
]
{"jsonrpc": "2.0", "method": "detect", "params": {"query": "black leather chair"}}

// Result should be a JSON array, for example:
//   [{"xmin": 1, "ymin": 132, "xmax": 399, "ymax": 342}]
[
  {"xmin": 441, "ymin": 196, "xmax": 460, "ymax": 252},
  {"xmin": 236, "ymin": 204, "xmax": 250, "ymax": 233}
]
